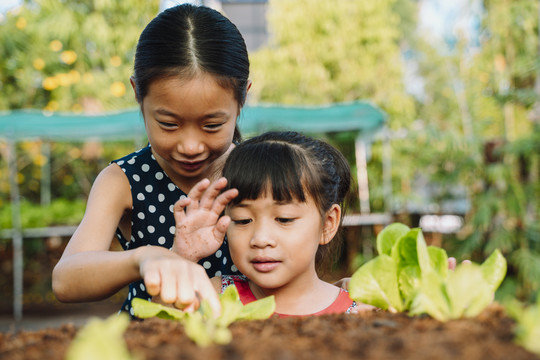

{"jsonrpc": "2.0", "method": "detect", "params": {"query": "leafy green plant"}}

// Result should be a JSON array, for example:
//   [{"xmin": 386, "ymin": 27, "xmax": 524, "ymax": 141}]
[
  {"xmin": 66, "ymin": 313, "xmax": 136, "ymax": 360},
  {"xmin": 505, "ymin": 297, "xmax": 540, "ymax": 356},
  {"xmin": 349, "ymin": 223, "xmax": 507, "ymax": 321},
  {"xmin": 132, "ymin": 285, "xmax": 275, "ymax": 347}
]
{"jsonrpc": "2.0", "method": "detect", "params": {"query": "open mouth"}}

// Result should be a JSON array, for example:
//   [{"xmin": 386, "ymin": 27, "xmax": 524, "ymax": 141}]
[{"xmin": 178, "ymin": 160, "xmax": 205, "ymax": 172}]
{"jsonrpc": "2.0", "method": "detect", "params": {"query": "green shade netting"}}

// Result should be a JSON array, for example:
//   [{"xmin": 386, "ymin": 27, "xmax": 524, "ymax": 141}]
[{"xmin": 0, "ymin": 101, "xmax": 385, "ymax": 141}]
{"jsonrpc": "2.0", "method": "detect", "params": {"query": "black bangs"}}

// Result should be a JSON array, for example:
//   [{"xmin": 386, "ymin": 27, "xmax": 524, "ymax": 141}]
[{"xmin": 223, "ymin": 141, "xmax": 307, "ymax": 205}]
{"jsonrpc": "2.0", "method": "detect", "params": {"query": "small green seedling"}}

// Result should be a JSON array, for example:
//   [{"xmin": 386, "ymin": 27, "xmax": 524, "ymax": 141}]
[
  {"xmin": 132, "ymin": 285, "xmax": 275, "ymax": 346},
  {"xmin": 506, "ymin": 297, "xmax": 540, "ymax": 355},
  {"xmin": 66, "ymin": 312, "xmax": 137, "ymax": 360},
  {"xmin": 349, "ymin": 223, "xmax": 507, "ymax": 321}
]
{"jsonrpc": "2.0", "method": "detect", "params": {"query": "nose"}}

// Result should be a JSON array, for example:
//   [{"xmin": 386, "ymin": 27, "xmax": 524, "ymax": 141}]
[
  {"xmin": 177, "ymin": 131, "xmax": 204, "ymax": 158},
  {"xmin": 249, "ymin": 222, "xmax": 277, "ymax": 249}
]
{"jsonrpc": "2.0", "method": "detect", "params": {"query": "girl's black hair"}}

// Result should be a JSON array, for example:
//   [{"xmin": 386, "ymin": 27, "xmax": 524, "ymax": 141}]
[
  {"xmin": 133, "ymin": 4, "xmax": 249, "ymax": 142},
  {"xmin": 222, "ymin": 131, "xmax": 352, "ymax": 275}
]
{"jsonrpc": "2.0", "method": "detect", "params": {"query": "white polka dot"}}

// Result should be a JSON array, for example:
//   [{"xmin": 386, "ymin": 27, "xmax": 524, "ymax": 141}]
[
  {"xmin": 142, "ymin": 164, "xmax": 150, "ymax": 172},
  {"xmin": 122, "ymin": 168, "xmax": 126, "ymax": 173},
  {"xmin": 158, "ymin": 194, "xmax": 165, "ymax": 202},
  {"xmin": 223, "ymin": 257, "xmax": 227, "ymax": 265},
  {"xmin": 180, "ymin": 195, "xmax": 187, "ymax": 200},
  {"xmin": 231, "ymin": 265, "xmax": 238, "ymax": 272},
  {"xmin": 128, "ymin": 158, "xmax": 136, "ymax": 165},
  {"xmin": 158, "ymin": 236, "xmax": 166, "ymax": 245},
  {"xmin": 159, "ymin": 215, "xmax": 166, "ymax": 223},
  {"xmin": 131, "ymin": 236, "xmax": 135, "ymax": 242},
  {"xmin": 125, "ymin": 242, "xmax": 129, "ymax": 248},
  {"xmin": 130, "ymin": 307, "xmax": 134, "ymax": 316},
  {"xmin": 203, "ymin": 261, "xmax": 211, "ymax": 269},
  {"xmin": 145, "ymin": 185, "xmax": 153, "ymax": 193},
  {"xmin": 133, "ymin": 174, "xmax": 140, "ymax": 182},
  {"xmin": 168, "ymin": 183, "xmax": 176, "ymax": 191},
  {"xmin": 169, "ymin": 205, "xmax": 174, "ymax": 213},
  {"xmin": 215, "ymin": 250, "xmax": 222, "ymax": 258},
  {"xmin": 116, "ymin": 234, "xmax": 121, "ymax": 239},
  {"xmin": 214, "ymin": 271, "xmax": 222, "ymax": 276},
  {"xmin": 148, "ymin": 226, "xmax": 155, "ymax": 233},
  {"xmin": 149, "ymin": 205, "xmax": 156, "ymax": 213},
  {"xmin": 125, "ymin": 305, "xmax": 129, "ymax": 311},
  {"xmin": 151, "ymin": 154, "xmax": 155, "ymax": 160},
  {"xmin": 117, "ymin": 160, "xmax": 125, "ymax": 165},
  {"xmin": 140, "ymin": 283, "xmax": 146, "ymax": 291},
  {"xmin": 138, "ymin": 212, "xmax": 145, "ymax": 220},
  {"xmin": 138, "ymin": 231, "xmax": 144, "ymax": 238},
  {"xmin": 128, "ymin": 292, "xmax": 132, "ymax": 300},
  {"xmin": 137, "ymin": 193, "xmax": 145, "ymax": 201},
  {"xmin": 169, "ymin": 226, "xmax": 176, "ymax": 234},
  {"xmin": 133, "ymin": 288, "xmax": 137, "ymax": 296},
  {"xmin": 155, "ymin": 172, "xmax": 164, "ymax": 180}
]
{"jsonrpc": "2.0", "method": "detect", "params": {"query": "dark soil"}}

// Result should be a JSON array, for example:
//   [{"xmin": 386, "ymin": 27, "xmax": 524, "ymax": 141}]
[{"xmin": 1, "ymin": 304, "xmax": 538, "ymax": 360}]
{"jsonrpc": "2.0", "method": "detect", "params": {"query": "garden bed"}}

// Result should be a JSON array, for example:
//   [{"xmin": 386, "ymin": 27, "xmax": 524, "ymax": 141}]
[{"xmin": 1, "ymin": 303, "xmax": 537, "ymax": 360}]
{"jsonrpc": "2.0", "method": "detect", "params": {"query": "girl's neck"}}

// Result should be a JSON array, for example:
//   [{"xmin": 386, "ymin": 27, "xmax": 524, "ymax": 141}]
[{"xmin": 248, "ymin": 276, "xmax": 340, "ymax": 316}]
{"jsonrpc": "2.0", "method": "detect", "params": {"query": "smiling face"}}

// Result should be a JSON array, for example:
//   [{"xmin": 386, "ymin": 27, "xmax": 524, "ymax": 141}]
[
  {"xmin": 139, "ymin": 73, "xmax": 239, "ymax": 192},
  {"xmin": 226, "ymin": 189, "xmax": 330, "ymax": 294}
]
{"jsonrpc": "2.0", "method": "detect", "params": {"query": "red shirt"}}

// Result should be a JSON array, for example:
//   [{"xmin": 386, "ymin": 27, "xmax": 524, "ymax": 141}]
[{"xmin": 221, "ymin": 275, "xmax": 357, "ymax": 317}]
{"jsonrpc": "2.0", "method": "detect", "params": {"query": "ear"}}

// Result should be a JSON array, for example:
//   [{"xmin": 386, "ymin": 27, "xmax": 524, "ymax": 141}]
[
  {"xmin": 246, "ymin": 79, "xmax": 252, "ymax": 94},
  {"xmin": 319, "ymin": 204, "xmax": 341, "ymax": 245},
  {"xmin": 129, "ymin": 76, "xmax": 140, "ymax": 104}
]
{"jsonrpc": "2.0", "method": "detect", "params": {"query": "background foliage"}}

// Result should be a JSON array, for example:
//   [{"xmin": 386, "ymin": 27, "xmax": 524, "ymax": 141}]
[{"xmin": 0, "ymin": 0, "xmax": 538, "ymax": 304}]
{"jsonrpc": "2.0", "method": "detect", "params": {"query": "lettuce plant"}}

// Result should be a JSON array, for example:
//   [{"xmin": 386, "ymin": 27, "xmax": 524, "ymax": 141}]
[
  {"xmin": 505, "ymin": 297, "xmax": 540, "ymax": 355},
  {"xmin": 132, "ymin": 285, "xmax": 275, "ymax": 346},
  {"xmin": 66, "ymin": 313, "xmax": 135, "ymax": 360},
  {"xmin": 349, "ymin": 223, "xmax": 507, "ymax": 321}
]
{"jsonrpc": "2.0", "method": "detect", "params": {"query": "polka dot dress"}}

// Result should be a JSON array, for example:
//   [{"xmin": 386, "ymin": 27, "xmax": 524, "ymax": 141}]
[{"xmin": 112, "ymin": 145, "xmax": 240, "ymax": 317}]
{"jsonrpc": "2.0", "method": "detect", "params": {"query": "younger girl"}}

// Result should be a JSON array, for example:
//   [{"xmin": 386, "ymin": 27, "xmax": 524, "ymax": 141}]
[
  {"xmin": 52, "ymin": 3, "xmax": 249, "ymax": 317},
  {"xmin": 175, "ymin": 131, "xmax": 369, "ymax": 316}
]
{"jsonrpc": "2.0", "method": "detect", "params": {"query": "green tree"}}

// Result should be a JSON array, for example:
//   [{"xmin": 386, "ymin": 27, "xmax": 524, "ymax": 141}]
[{"xmin": 0, "ymin": 0, "xmax": 159, "ymax": 112}]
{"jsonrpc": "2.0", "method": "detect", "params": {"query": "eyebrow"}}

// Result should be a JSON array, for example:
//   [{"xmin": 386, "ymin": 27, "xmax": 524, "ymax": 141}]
[{"xmin": 155, "ymin": 108, "xmax": 230, "ymax": 120}]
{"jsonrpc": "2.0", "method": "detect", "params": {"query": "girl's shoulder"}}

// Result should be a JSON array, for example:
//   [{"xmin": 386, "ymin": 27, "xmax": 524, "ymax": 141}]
[{"xmin": 220, "ymin": 274, "xmax": 248, "ymax": 291}]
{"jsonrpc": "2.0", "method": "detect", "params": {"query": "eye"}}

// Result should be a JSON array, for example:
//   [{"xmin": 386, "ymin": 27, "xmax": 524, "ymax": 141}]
[
  {"xmin": 157, "ymin": 120, "xmax": 178, "ymax": 129},
  {"xmin": 232, "ymin": 218, "xmax": 252, "ymax": 225},
  {"xmin": 203, "ymin": 122, "xmax": 224, "ymax": 131},
  {"xmin": 276, "ymin": 217, "xmax": 295, "ymax": 224}
]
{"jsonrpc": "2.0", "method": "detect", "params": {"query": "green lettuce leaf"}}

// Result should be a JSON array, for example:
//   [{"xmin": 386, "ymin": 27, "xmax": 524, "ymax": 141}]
[
  {"xmin": 349, "ymin": 254, "xmax": 403, "ymax": 312},
  {"xmin": 480, "ymin": 249, "xmax": 507, "ymax": 293},
  {"xmin": 132, "ymin": 298, "xmax": 187, "ymax": 320},
  {"xmin": 376, "ymin": 222, "xmax": 410, "ymax": 256},
  {"xmin": 66, "ymin": 313, "xmax": 135, "ymax": 360}
]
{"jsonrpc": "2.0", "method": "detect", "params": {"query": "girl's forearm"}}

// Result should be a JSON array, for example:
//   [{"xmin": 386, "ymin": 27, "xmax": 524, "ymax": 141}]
[{"xmin": 52, "ymin": 249, "xmax": 141, "ymax": 303}]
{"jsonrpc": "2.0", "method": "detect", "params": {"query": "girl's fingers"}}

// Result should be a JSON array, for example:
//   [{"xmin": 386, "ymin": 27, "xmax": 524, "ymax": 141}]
[
  {"xmin": 159, "ymin": 267, "xmax": 177, "ymax": 304},
  {"xmin": 173, "ymin": 197, "xmax": 191, "ymax": 224},
  {"xmin": 214, "ymin": 216, "xmax": 231, "ymax": 240},
  {"xmin": 199, "ymin": 177, "xmax": 228, "ymax": 210},
  {"xmin": 210, "ymin": 188, "xmax": 238, "ymax": 215},
  {"xmin": 186, "ymin": 178, "xmax": 211, "ymax": 210},
  {"xmin": 196, "ymin": 278, "xmax": 221, "ymax": 317},
  {"xmin": 143, "ymin": 268, "xmax": 161, "ymax": 297},
  {"xmin": 175, "ymin": 275, "xmax": 198, "ymax": 310}
]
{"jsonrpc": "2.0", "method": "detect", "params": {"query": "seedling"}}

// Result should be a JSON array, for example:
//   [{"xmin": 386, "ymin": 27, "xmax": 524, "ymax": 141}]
[{"xmin": 349, "ymin": 223, "xmax": 507, "ymax": 321}]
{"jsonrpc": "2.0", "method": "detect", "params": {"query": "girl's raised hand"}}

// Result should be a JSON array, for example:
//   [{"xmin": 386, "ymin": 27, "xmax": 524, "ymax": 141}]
[{"xmin": 172, "ymin": 177, "xmax": 238, "ymax": 262}]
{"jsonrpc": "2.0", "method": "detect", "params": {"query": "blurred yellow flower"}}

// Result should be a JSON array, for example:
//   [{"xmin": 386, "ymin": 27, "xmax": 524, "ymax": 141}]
[
  {"xmin": 110, "ymin": 56, "xmax": 122, "ymax": 67},
  {"xmin": 33, "ymin": 58, "xmax": 45, "ymax": 70},
  {"xmin": 68, "ymin": 148, "xmax": 81, "ymax": 159},
  {"xmin": 49, "ymin": 40, "xmax": 63, "ymax": 52},
  {"xmin": 33, "ymin": 154, "xmax": 47, "ymax": 167},
  {"xmin": 44, "ymin": 100, "xmax": 59, "ymax": 112},
  {"xmin": 16, "ymin": 17, "xmax": 26, "ymax": 30},
  {"xmin": 57, "ymin": 73, "xmax": 71, "ymax": 87},
  {"xmin": 110, "ymin": 81, "xmax": 126, "ymax": 97},
  {"xmin": 42, "ymin": 77, "xmax": 59, "ymax": 91},
  {"xmin": 17, "ymin": 173, "xmax": 25, "ymax": 184},
  {"xmin": 68, "ymin": 70, "xmax": 81, "ymax": 83},
  {"xmin": 82, "ymin": 73, "xmax": 94, "ymax": 84},
  {"xmin": 60, "ymin": 50, "xmax": 77, "ymax": 65}
]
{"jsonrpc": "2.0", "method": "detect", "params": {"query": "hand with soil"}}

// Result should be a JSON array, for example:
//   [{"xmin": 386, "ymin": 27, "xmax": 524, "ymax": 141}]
[
  {"xmin": 136, "ymin": 245, "xmax": 221, "ymax": 315},
  {"xmin": 172, "ymin": 177, "xmax": 239, "ymax": 262}
]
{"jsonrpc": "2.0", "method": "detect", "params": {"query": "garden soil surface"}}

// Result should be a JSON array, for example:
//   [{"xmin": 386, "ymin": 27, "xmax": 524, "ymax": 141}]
[{"xmin": 1, "ymin": 303, "xmax": 538, "ymax": 360}]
